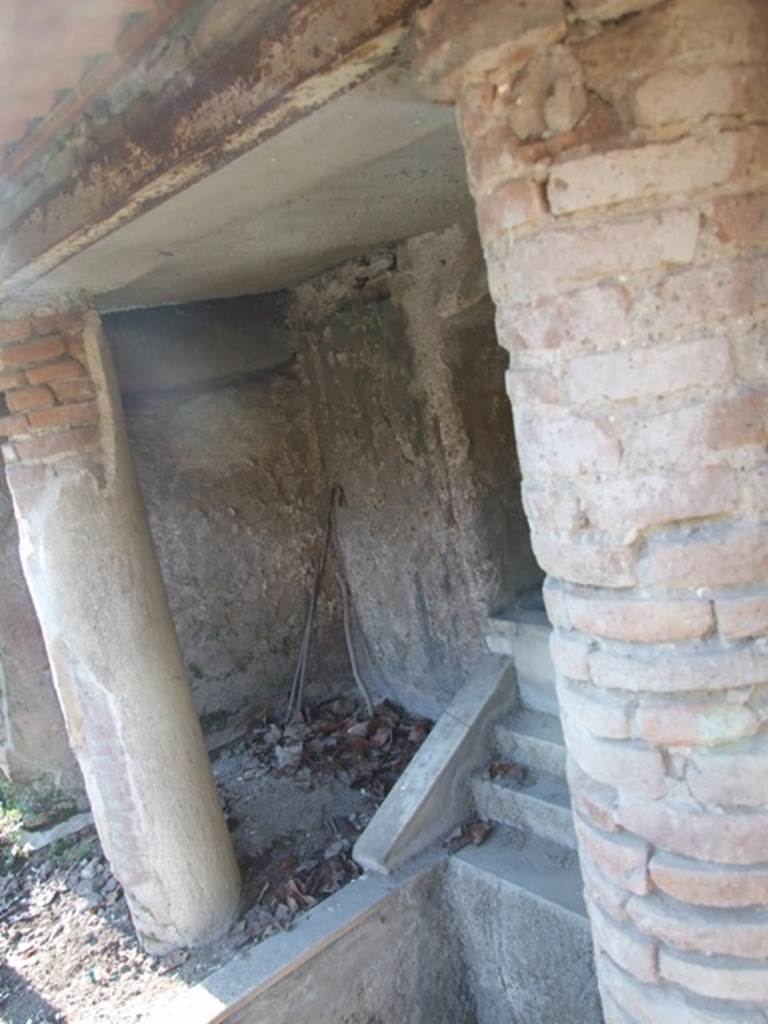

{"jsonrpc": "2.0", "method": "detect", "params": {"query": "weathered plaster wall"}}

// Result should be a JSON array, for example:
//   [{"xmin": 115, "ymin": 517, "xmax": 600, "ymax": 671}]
[{"xmin": 295, "ymin": 223, "xmax": 541, "ymax": 717}]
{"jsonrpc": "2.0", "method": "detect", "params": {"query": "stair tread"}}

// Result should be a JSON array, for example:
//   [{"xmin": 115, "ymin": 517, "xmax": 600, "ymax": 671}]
[
  {"xmin": 452, "ymin": 824, "xmax": 587, "ymax": 920},
  {"xmin": 496, "ymin": 708, "xmax": 564, "ymax": 748},
  {"xmin": 477, "ymin": 768, "xmax": 572, "ymax": 811}
]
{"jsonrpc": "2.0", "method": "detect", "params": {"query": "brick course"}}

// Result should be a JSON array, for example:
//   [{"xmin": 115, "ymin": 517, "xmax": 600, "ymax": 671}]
[{"xmin": 0, "ymin": 310, "xmax": 101, "ymax": 463}]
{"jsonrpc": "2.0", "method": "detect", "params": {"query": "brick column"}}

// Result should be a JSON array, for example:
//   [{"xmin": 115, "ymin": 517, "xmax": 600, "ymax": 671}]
[
  {"xmin": 0, "ymin": 304, "xmax": 241, "ymax": 952},
  {"xmin": 414, "ymin": 0, "xmax": 768, "ymax": 1019}
]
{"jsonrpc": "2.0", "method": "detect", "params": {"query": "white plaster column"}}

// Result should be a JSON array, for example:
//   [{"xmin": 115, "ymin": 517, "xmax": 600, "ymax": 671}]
[{"xmin": 0, "ymin": 305, "xmax": 240, "ymax": 952}]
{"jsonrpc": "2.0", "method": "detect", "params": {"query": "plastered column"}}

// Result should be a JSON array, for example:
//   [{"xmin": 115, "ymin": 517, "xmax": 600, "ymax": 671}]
[
  {"xmin": 413, "ymin": 0, "xmax": 768, "ymax": 1019},
  {"xmin": 0, "ymin": 304, "xmax": 240, "ymax": 952}
]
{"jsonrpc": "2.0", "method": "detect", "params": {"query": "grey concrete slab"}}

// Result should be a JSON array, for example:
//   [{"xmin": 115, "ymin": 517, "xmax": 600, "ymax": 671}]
[
  {"xmin": 486, "ymin": 606, "xmax": 558, "ymax": 716},
  {"xmin": 148, "ymin": 854, "xmax": 474, "ymax": 1024},
  {"xmin": 494, "ymin": 708, "xmax": 567, "ymax": 778},
  {"xmin": 472, "ymin": 769, "xmax": 577, "ymax": 849},
  {"xmin": 353, "ymin": 657, "xmax": 518, "ymax": 874},
  {"xmin": 447, "ymin": 832, "xmax": 602, "ymax": 1024}
]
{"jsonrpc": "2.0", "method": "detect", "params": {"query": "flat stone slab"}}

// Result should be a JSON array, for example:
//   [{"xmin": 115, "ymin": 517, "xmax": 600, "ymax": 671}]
[{"xmin": 353, "ymin": 656, "xmax": 517, "ymax": 874}]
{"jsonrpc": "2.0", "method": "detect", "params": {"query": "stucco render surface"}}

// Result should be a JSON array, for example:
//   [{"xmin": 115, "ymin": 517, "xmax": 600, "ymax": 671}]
[
  {"xmin": 0, "ymin": 472, "xmax": 85, "ymax": 824},
  {"xmin": 295, "ymin": 224, "xmax": 540, "ymax": 718},
  {"xmin": 114, "ymin": 224, "xmax": 537, "ymax": 727}
]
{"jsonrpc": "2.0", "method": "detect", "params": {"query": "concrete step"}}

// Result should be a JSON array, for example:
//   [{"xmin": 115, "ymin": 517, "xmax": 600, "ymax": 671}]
[
  {"xmin": 486, "ymin": 600, "xmax": 558, "ymax": 716},
  {"xmin": 452, "ymin": 823, "xmax": 587, "ymax": 920},
  {"xmin": 448, "ymin": 828, "xmax": 601, "ymax": 1024},
  {"xmin": 493, "ymin": 708, "xmax": 566, "ymax": 779},
  {"xmin": 472, "ymin": 768, "xmax": 577, "ymax": 849}
]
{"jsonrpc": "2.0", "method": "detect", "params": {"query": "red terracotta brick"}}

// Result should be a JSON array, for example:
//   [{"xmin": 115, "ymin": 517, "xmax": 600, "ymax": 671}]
[
  {"xmin": 463, "ymin": 123, "xmax": 544, "ymax": 199},
  {"xmin": 31, "ymin": 312, "xmax": 84, "ymax": 336},
  {"xmin": 617, "ymin": 801, "xmax": 768, "ymax": 865},
  {"xmin": 559, "ymin": 679, "xmax": 632, "ymax": 739},
  {"xmin": 562, "ymin": 717, "xmax": 666, "ymax": 799},
  {"xmin": 5, "ymin": 386, "xmax": 55, "ymax": 413},
  {"xmin": 715, "ymin": 191, "xmax": 768, "ymax": 246},
  {"xmin": 627, "ymin": 891, "xmax": 768, "ymax": 958},
  {"xmin": 0, "ymin": 336, "xmax": 65, "ymax": 369},
  {"xmin": 716, "ymin": 592, "xmax": 768, "ymax": 640},
  {"xmin": 640, "ymin": 526, "xmax": 768, "ymax": 590},
  {"xmin": 477, "ymin": 178, "xmax": 549, "ymax": 243},
  {"xmin": 0, "ymin": 370, "xmax": 28, "ymax": 391},
  {"xmin": 549, "ymin": 134, "xmax": 743, "ymax": 216},
  {"xmin": 50, "ymin": 378, "xmax": 96, "ymax": 404},
  {"xmin": 569, "ymin": 0, "xmax": 662, "ymax": 21},
  {"xmin": 631, "ymin": 256, "xmax": 768, "ymax": 339},
  {"xmin": 66, "ymin": 336, "xmax": 86, "ymax": 362},
  {"xmin": 590, "ymin": 904, "xmax": 658, "ymax": 983},
  {"xmin": 599, "ymin": 953, "xmax": 739, "ymax": 1024},
  {"xmin": 578, "ymin": 466, "xmax": 736, "ymax": 535},
  {"xmin": 631, "ymin": 64, "xmax": 768, "ymax": 129},
  {"xmin": 634, "ymin": 699, "xmax": 759, "ymax": 748},
  {"xmin": 0, "ymin": 413, "xmax": 29, "ymax": 439},
  {"xmin": 27, "ymin": 402, "xmax": 98, "ymax": 432},
  {"xmin": 687, "ymin": 734, "xmax": 768, "ymax": 808},
  {"xmin": 490, "ymin": 209, "xmax": 699, "ymax": 302},
  {"xmin": 13, "ymin": 426, "xmax": 100, "ymax": 462},
  {"xmin": 542, "ymin": 579, "xmax": 570, "ymax": 629},
  {"xmin": 522, "ymin": 480, "xmax": 585, "ymax": 534},
  {"xmin": 620, "ymin": 393, "xmax": 767, "ymax": 474},
  {"xmin": 660, "ymin": 945, "xmax": 768, "ymax": 1003},
  {"xmin": 567, "ymin": 336, "xmax": 732, "ymax": 406},
  {"xmin": 505, "ymin": 365, "xmax": 561, "ymax": 406},
  {"xmin": 0, "ymin": 320, "xmax": 31, "ymax": 345},
  {"xmin": 590, "ymin": 643, "xmax": 768, "ymax": 694},
  {"xmin": 703, "ymin": 391, "xmax": 768, "ymax": 450},
  {"xmin": 575, "ymin": 815, "xmax": 650, "ymax": 894},
  {"xmin": 455, "ymin": 81, "xmax": 497, "ymax": 143},
  {"xmin": 650, "ymin": 851, "xmax": 768, "ymax": 908},
  {"xmin": 497, "ymin": 281, "xmax": 631, "ymax": 353},
  {"xmin": 577, "ymin": 0, "xmax": 768, "ymax": 102},
  {"xmin": 532, "ymin": 531, "xmax": 637, "ymax": 588},
  {"xmin": 564, "ymin": 591, "xmax": 713, "ymax": 643},
  {"xmin": 550, "ymin": 631, "xmax": 593, "ymax": 680},
  {"xmin": 26, "ymin": 358, "xmax": 88, "ymax": 385},
  {"xmin": 581, "ymin": 858, "xmax": 631, "ymax": 922},
  {"xmin": 515, "ymin": 408, "xmax": 620, "ymax": 479},
  {"xmin": 567, "ymin": 758, "xmax": 620, "ymax": 833}
]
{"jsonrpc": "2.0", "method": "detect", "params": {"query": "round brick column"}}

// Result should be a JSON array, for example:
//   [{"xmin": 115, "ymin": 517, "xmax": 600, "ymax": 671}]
[
  {"xmin": 0, "ymin": 305, "xmax": 241, "ymax": 952},
  {"xmin": 415, "ymin": 0, "xmax": 768, "ymax": 1019}
]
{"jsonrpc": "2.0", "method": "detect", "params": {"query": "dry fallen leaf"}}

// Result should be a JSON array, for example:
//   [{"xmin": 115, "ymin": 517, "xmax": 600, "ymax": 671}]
[{"xmin": 488, "ymin": 760, "xmax": 527, "ymax": 785}]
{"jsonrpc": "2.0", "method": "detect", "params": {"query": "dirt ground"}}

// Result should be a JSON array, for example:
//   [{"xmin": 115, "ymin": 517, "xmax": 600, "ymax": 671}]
[{"xmin": 0, "ymin": 698, "xmax": 429, "ymax": 1024}]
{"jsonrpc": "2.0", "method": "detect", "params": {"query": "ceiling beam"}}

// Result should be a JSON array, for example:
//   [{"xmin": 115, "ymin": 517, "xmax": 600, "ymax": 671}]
[{"xmin": 0, "ymin": 0, "xmax": 420, "ymax": 294}]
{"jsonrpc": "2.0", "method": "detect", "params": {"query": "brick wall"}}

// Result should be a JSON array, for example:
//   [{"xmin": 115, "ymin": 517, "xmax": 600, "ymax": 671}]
[
  {"xmin": 415, "ymin": 0, "xmax": 768, "ymax": 1018},
  {"xmin": 0, "ymin": 309, "xmax": 100, "ymax": 466}
]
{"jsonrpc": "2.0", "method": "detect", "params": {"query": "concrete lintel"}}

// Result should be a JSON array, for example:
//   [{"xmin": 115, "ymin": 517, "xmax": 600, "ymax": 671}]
[
  {"xmin": 147, "ymin": 856, "xmax": 444, "ymax": 1024},
  {"xmin": 353, "ymin": 656, "xmax": 517, "ymax": 875},
  {"xmin": 0, "ymin": 0, "xmax": 420, "ymax": 295}
]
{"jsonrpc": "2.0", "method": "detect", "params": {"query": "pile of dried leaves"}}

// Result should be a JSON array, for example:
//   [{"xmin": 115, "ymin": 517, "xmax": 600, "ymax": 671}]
[
  {"xmin": 0, "ymin": 696, "xmax": 431, "ymax": 1024},
  {"xmin": 249, "ymin": 697, "xmax": 431, "ymax": 800}
]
